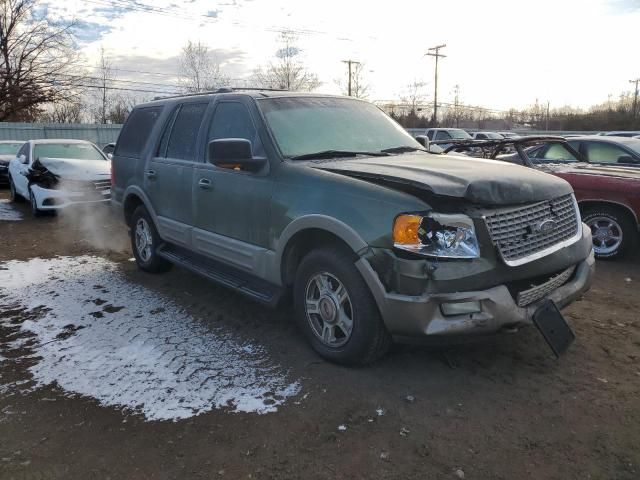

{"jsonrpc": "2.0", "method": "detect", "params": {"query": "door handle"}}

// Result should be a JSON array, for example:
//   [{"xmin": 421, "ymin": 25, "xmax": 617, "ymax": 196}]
[
  {"xmin": 145, "ymin": 170, "xmax": 157, "ymax": 180},
  {"xmin": 198, "ymin": 178, "xmax": 212, "ymax": 190}
]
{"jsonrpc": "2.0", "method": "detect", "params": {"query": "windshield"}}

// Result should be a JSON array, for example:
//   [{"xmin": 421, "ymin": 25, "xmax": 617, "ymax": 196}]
[
  {"xmin": 34, "ymin": 143, "xmax": 106, "ymax": 161},
  {"xmin": 258, "ymin": 97, "xmax": 423, "ymax": 158},
  {"xmin": 623, "ymin": 139, "xmax": 640, "ymax": 155},
  {"xmin": 0, "ymin": 143, "xmax": 22, "ymax": 155},
  {"xmin": 448, "ymin": 129, "xmax": 473, "ymax": 139},
  {"xmin": 484, "ymin": 132, "xmax": 504, "ymax": 139}
]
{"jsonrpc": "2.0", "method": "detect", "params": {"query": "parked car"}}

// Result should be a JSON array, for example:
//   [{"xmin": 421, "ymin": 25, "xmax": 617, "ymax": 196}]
[
  {"xmin": 112, "ymin": 90, "xmax": 593, "ymax": 365},
  {"xmin": 0, "ymin": 141, "xmax": 24, "ymax": 184},
  {"xmin": 8, "ymin": 139, "xmax": 111, "ymax": 216},
  {"xmin": 102, "ymin": 142, "xmax": 116, "ymax": 156},
  {"xmin": 499, "ymin": 141, "xmax": 640, "ymax": 259},
  {"xmin": 525, "ymin": 136, "xmax": 640, "ymax": 167},
  {"xmin": 498, "ymin": 131, "xmax": 523, "ymax": 139},
  {"xmin": 424, "ymin": 127, "xmax": 473, "ymax": 142},
  {"xmin": 470, "ymin": 132, "xmax": 504, "ymax": 140}
]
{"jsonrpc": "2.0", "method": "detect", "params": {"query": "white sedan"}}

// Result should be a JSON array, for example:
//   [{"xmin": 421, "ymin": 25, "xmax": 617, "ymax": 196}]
[{"xmin": 8, "ymin": 139, "xmax": 111, "ymax": 216}]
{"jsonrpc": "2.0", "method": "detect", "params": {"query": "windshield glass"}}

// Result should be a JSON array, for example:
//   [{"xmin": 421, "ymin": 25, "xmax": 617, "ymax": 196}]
[
  {"xmin": 623, "ymin": 139, "xmax": 640, "ymax": 155},
  {"xmin": 0, "ymin": 143, "xmax": 22, "ymax": 155},
  {"xmin": 34, "ymin": 143, "xmax": 106, "ymax": 161},
  {"xmin": 484, "ymin": 132, "xmax": 504, "ymax": 139},
  {"xmin": 258, "ymin": 97, "xmax": 423, "ymax": 158},
  {"xmin": 448, "ymin": 129, "xmax": 473, "ymax": 139}
]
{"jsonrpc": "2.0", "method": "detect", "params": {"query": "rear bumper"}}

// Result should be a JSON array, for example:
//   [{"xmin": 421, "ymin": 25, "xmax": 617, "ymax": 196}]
[
  {"xmin": 31, "ymin": 185, "xmax": 111, "ymax": 210},
  {"xmin": 357, "ymin": 232, "xmax": 595, "ymax": 339}
]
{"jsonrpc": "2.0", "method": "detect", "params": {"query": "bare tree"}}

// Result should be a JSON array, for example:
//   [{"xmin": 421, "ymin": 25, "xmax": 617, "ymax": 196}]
[
  {"xmin": 253, "ymin": 31, "xmax": 320, "ymax": 91},
  {"xmin": 179, "ymin": 40, "xmax": 227, "ymax": 93},
  {"xmin": 0, "ymin": 0, "xmax": 80, "ymax": 121},
  {"xmin": 39, "ymin": 99, "xmax": 84, "ymax": 123}
]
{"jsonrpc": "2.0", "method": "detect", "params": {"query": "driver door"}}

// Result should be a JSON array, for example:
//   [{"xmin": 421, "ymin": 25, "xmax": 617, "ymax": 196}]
[{"xmin": 11, "ymin": 143, "xmax": 31, "ymax": 197}]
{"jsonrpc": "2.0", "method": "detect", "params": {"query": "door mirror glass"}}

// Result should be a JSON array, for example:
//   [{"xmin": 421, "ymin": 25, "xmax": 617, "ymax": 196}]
[
  {"xmin": 18, "ymin": 154, "xmax": 27, "ymax": 164},
  {"xmin": 207, "ymin": 139, "xmax": 266, "ymax": 172},
  {"xmin": 415, "ymin": 135, "xmax": 429, "ymax": 149}
]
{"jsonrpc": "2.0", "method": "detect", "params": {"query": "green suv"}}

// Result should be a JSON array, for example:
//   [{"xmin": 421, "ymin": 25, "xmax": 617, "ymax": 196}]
[{"xmin": 111, "ymin": 90, "xmax": 595, "ymax": 365}]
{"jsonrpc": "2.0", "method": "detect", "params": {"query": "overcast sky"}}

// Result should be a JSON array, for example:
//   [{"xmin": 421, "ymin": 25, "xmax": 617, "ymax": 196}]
[{"xmin": 47, "ymin": 0, "xmax": 640, "ymax": 110}]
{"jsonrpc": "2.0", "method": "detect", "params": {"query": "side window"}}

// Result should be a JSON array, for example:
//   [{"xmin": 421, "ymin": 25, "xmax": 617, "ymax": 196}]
[
  {"xmin": 165, "ymin": 103, "xmax": 208, "ymax": 161},
  {"xmin": 435, "ymin": 131, "xmax": 452, "ymax": 141},
  {"xmin": 584, "ymin": 142, "xmax": 631, "ymax": 164},
  {"xmin": 207, "ymin": 102, "xmax": 264, "ymax": 156},
  {"xmin": 115, "ymin": 106, "xmax": 163, "ymax": 158},
  {"xmin": 477, "ymin": 133, "xmax": 487, "ymax": 140},
  {"xmin": 426, "ymin": 130, "xmax": 434, "ymax": 140},
  {"xmin": 17, "ymin": 144, "xmax": 27, "ymax": 162},
  {"xmin": 156, "ymin": 106, "xmax": 180, "ymax": 158},
  {"xmin": 539, "ymin": 143, "xmax": 578, "ymax": 162}
]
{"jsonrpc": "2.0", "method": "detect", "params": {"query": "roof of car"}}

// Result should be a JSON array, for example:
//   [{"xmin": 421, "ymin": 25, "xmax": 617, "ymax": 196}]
[
  {"xmin": 0, "ymin": 140, "xmax": 23, "ymax": 144},
  {"xmin": 140, "ymin": 89, "xmax": 351, "ymax": 108},
  {"xmin": 570, "ymin": 135, "xmax": 640, "ymax": 147},
  {"xmin": 29, "ymin": 139, "xmax": 97, "ymax": 145}
]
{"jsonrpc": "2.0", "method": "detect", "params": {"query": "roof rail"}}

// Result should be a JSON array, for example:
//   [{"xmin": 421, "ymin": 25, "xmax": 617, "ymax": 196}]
[{"xmin": 152, "ymin": 86, "xmax": 289, "ymax": 101}]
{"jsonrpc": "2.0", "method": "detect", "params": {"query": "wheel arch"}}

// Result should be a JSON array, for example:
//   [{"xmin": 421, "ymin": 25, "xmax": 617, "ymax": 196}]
[
  {"xmin": 578, "ymin": 199, "xmax": 638, "ymax": 227},
  {"xmin": 122, "ymin": 186, "xmax": 158, "ymax": 228},
  {"xmin": 277, "ymin": 215, "xmax": 369, "ymax": 287}
]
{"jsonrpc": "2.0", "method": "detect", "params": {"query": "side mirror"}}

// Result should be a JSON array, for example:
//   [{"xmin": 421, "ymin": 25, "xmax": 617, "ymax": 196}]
[
  {"xmin": 18, "ymin": 154, "xmax": 27, "ymax": 164},
  {"xmin": 415, "ymin": 135, "xmax": 429, "ymax": 149},
  {"xmin": 107, "ymin": 153, "xmax": 113, "ymax": 160},
  {"xmin": 207, "ymin": 138, "xmax": 266, "ymax": 172}
]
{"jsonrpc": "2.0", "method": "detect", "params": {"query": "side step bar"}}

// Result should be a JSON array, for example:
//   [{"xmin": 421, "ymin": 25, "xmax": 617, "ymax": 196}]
[{"xmin": 157, "ymin": 244, "xmax": 285, "ymax": 308}]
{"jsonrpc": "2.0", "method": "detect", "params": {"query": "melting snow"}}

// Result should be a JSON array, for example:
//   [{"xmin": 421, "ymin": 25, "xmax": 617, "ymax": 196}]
[
  {"xmin": 0, "ymin": 256, "xmax": 300, "ymax": 421},
  {"xmin": 0, "ymin": 199, "xmax": 22, "ymax": 221}
]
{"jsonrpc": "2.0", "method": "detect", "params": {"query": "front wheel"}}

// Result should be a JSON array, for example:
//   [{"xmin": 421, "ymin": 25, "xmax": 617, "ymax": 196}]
[
  {"xmin": 130, "ymin": 205, "xmax": 172, "ymax": 273},
  {"xmin": 293, "ymin": 246, "xmax": 391, "ymax": 365},
  {"xmin": 29, "ymin": 188, "xmax": 44, "ymax": 217},
  {"xmin": 583, "ymin": 206, "xmax": 637, "ymax": 259}
]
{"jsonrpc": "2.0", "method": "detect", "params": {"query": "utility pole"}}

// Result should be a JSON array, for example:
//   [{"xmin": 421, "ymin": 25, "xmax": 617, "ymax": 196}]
[
  {"xmin": 630, "ymin": 78, "xmax": 640, "ymax": 120},
  {"xmin": 546, "ymin": 100, "xmax": 550, "ymax": 131},
  {"xmin": 426, "ymin": 44, "xmax": 446, "ymax": 126},
  {"xmin": 453, "ymin": 84, "xmax": 460, "ymax": 127},
  {"xmin": 342, "ymin": 60, "xmax": 360, "ymax": 97}
]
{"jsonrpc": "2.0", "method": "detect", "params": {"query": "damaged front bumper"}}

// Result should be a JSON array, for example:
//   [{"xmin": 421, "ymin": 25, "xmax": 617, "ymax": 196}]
[
  {"xmin": 356, "ymin": 223, "xmax": 595, "ymax": 341},
  {"xmin": 30, "ymin": 184, "xmax": 111, "ymax": 210}
]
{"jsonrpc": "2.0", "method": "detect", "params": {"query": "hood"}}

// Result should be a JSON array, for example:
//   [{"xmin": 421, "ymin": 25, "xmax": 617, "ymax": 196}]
[
  {"xmin": 539, "ymin": 163, "xmax": 640, "ymax": 181},
  {"xmin": 34, "ymin": 157, "xmax": 110, "ymax": 181},
  {"xmin": 0, "ymin": 155, "xmax": 13, "ymax": 164},
  {"xmin": 310, "ymin": 152, "xmax": 573, "ymax": 205}
]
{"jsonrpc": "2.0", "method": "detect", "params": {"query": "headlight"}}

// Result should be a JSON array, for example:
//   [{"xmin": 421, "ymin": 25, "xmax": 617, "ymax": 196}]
[{"xmin": 393, "ymin": 213, "xmax": 480, "ymax": 259}]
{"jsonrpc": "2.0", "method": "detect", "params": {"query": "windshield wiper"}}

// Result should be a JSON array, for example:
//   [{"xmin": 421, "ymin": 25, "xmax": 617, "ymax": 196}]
[
  {"xmin": 289, "ymin": 150, "xmax": 390, "ymax": 160},
  {"xmin": 380, "ymin": 146, "xmax": 427, "ymax": 153}
]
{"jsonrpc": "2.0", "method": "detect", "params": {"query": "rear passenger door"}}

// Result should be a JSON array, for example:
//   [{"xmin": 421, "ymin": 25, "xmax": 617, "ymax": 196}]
[
  {"xmin": 192, "ymin": 99, "xmax": 273, "ymax": 274},
  {"xmin": 146, "ymin": 101, "xmax": 208, "ymax": 247}
]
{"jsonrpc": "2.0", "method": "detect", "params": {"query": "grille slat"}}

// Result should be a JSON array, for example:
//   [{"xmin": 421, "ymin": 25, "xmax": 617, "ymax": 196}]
[
  {"xmin": 485, "ymin": 194, "xmax": 579, "ymax": 264},
  {"xmin": 516, "ymin": 266, "xmax": 575, "ymax": 307}
]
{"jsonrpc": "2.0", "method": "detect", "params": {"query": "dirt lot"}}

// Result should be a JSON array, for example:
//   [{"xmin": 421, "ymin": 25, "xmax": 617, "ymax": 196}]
[{"xmin": 0, "ymin": 189, "xmax": 639, "ymax": 480}]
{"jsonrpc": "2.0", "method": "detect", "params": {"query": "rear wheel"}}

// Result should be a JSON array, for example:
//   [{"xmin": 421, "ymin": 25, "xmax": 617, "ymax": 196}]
[
  {"xmin": 130, "ymin": 205, "xmax": 172, "ymax": 273},
  {"xmin": 293, "ymin": 246, "xmax": 391, "ymax": 365},
  {"xmin": 9, "ymin": 177, "xmax": 22, "ymax": 203},
  {"xmin": 582, "ymin": 206, "xmax": 637, "ymax": 259}
]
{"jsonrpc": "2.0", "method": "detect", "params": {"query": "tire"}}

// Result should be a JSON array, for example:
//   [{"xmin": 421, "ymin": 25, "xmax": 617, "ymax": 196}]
[
  {"xmin": 293, "ymin": 245, "xmax": 391, "ymax": 365},
  {"xmin": 9, "ymin": 176, "xmax": 23, "ymax": 203},
  {"xmin": 582, "ymin": 206, "xmax": 638, "ymax": 259},
  {"xmin": 130, "ymin": 205, "xmax": 172, "ymax": 273},
  {"xmin": 28, "ymin": 187, "xmax": 44, "ymax": 217}
]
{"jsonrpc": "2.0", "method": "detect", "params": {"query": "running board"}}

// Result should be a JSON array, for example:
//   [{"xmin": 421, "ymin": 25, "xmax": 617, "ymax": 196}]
[{"xmin": 157, "ymin": 244, "xmax": 285, "ymax": 308}]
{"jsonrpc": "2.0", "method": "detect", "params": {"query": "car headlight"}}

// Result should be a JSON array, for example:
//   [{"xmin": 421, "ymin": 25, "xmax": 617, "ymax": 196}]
[{"xmin": 393, "ymin": 213, "xmax": 480, "ymax": 259}]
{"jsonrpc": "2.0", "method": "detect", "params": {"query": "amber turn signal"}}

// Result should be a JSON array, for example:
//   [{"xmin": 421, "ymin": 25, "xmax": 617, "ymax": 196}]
[{"xmin": 393, "ymin": 215, "xmax": 422, "ymax": 245}]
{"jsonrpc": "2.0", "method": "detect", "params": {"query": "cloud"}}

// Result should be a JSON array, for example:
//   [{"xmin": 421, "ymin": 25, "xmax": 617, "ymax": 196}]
[{"xmin": 71, "ymin": 20, "xmax": 114, "ymax": 44}]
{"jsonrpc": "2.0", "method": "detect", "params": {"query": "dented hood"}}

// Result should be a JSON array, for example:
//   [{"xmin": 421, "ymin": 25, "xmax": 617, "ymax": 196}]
[
  {"xmin": 35, "ymin": 157, "xmax": 110, "ymax": 181},
  {"xmin": 310, "ymin": 152, "xmax": 573, "ymax": 205}
]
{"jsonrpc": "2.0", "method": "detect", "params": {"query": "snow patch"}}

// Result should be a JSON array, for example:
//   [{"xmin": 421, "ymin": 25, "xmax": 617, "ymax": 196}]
[
  {"xmin": 0, "ymin": 199, "xmax": 22, "ymax": 221},
  {"xmin": 0, "ymin": 256, "xmax": 300, "ymax": 421}
]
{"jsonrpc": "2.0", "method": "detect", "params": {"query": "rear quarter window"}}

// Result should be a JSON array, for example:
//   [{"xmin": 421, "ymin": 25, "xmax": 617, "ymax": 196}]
[{"xmin": 115, "ymin": 106, "xmax": 163, "ymax": 158}]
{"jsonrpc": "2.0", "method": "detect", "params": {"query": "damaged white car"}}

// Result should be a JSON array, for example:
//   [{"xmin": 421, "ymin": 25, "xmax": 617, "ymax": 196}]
[{"xmin": 8, "ymin": 140, "xmax": 111, "ymax": 216}]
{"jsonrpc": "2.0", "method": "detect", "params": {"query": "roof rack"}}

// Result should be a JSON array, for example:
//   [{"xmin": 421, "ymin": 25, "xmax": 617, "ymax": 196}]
[{"xmin": 152, "ymin": 86, "xmax": 289, "ymax": 101}]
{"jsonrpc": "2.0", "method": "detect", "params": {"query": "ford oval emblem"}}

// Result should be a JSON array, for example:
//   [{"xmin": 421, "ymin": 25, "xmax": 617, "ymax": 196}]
[{"xmin": 537, "ymin": 219, "xmax": 557, "ymax": 233}]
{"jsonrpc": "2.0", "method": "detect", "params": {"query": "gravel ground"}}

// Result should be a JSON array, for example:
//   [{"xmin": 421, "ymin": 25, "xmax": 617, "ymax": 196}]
[{"xmin": 0, "ymin": 189, "xmax": 638, "ymax": 480}]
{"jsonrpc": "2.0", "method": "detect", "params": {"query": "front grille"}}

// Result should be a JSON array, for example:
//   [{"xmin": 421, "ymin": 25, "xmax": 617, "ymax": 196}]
[
  {"xmin": 485, "ymin": 194, "xmax": 580, "ymax": 265},
  {"xmin": 516, "ymin": 266, "xmax": 575, "ymax": 307}
]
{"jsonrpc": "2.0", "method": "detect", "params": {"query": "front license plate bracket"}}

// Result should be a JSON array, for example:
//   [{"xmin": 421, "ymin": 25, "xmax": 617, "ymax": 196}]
[{"xmin": 532, "ymin": 299, "xmax": 575, "ymax": 358}]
